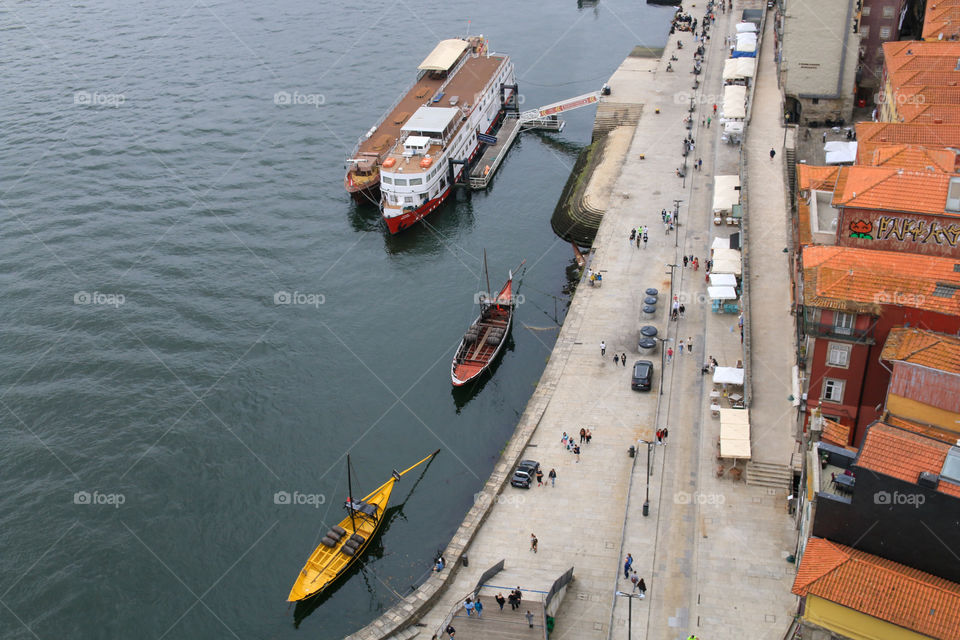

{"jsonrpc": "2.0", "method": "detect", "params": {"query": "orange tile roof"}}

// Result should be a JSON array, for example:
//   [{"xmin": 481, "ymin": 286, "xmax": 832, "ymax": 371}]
[
  {"xmin": 797, "ymin": 165, "xmax": 840, "ymax": 192},
  {"xmin": 856, "ymin": 122, "xmax": 960, "ymax": 149},
  {"xmin": 897, "ymin": 103, "xmax": 960, "ymax": 126},
  {"xmin": 793, "ymin": 538, "xmax": 960, "ymax": 640},
  {"xmin": 882, "ymin": 327, "xmax": 960, "ymax": 374},
  {"xmin": 886, "ymin": 414, "xmax": 960, "ymax": 445},
  {"xmin": 856, "ymin": 141, "xmax": 960, "ymax": 168},
  {"xmin": 857, "ymin": 422, "xmax": 960, "ymax": 498},
  {"xmin": 801, "ymin": 245, "xmax": 960, "ymax": 316},
  {"xmin": 861, "ymin": 144, "xmax": 957, "ymax": 172},
  {"xmin": 821, "ymin": 418, "xmax": 852, "ymax": 447},
  {"xmin": 891, "ymin": 69, "xmax": 960, "ymax": 89},
  {"xmin": 922, "ymin": 2, "xmax": 960, "ymax": 40},
  {"xmin": 797, "ymin": 197, "xmax": 813, "ymax": 247},
  {"xmin": 895, "ymin": 85, "xmax": 960, "ymax": 106},
  {"xmin": 884, "ymin": 41, "xmax": 960, "ymax": 71},
  {"xmin": 831, "ymin": 165, "xmax": 957, "ymax": 216}
]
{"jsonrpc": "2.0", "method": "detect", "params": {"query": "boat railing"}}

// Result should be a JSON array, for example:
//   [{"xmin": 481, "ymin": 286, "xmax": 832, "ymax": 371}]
[
  {"xmin": 433, "ymin": 587, "xmax": 478, "ymax": 638},
  {"xmin": 346, "ymin": 76, "xmax": 422, "ymax": 162}
]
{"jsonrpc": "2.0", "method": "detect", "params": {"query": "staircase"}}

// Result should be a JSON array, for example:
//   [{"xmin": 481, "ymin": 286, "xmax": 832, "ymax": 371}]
[
  {"xmin": 592, "ymin": 103, "xmax": 643, "ymax": 140},
  {"xmin": 783, "ymin": 125, "xmax": 797, "ymax": 209},
  {"xmin": 745, "ymin": 461, "xmax": 794, "ymax": 490}
]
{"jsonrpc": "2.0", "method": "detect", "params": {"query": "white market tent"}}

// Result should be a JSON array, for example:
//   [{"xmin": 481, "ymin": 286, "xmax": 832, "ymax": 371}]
[
  {"xmin": 736, "ymin": 21, "xmax": 758, "ymax": 32},
  {"xmin": 733, "ymin": 40, "xmax": 758, "ymax": 56},
  {"xmin": 712, "ymin": 175, "xmax": 741, "ymax": 213},
  {"xmin": 711, "ymin": 236, "xmax": 730, "ymax": 250},
  {"xmin": 722, "ymin": 85, "xmax": 747, "ymax": 120},
  {"xmin": 714, "ymin": 366, "xmax": 745, "ymax": 386},
  {"xmin": 710, "ymin": 273, "xmax": 738, "ymax": 287},
  {"xmin": 419, "ymin": 39, "xmax": 469, "ymax": 71},
  {"xmin": 723, "ymin": 57, "xmax": 756, "ymax": 81},
  {"xmin": 711, "ymin": 248, "xmax": 742, "ymax": 276},
  {"xmin": 736, "ymin": 32, "xmax": 758, "ymax": 46},
  {"xmin": 719, "ymin": 408, "xmax": 751, "ymax": 459},
  {"xmin": 824, "ymin": 141, "xmax": 858, "ymax": 164},
  {"xmin": 708, "ymin": 286, "xmax": 738, "ymax": 300}
]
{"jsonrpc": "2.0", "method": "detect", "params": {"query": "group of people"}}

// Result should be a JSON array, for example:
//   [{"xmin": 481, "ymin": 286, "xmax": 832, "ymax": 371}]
[
  {"xmin": 701, "ymin": 355, "xmax": 719, "ymax": 375},
  {"xmin": 561, "ymin": 430, "xmax": 589, "ymax": 462},
  {"xmin": 623, "ymin": 554, "xmax": 648, "ymax": 597},
  {"xmin": 630, "ymin": 225, "xmax": 649, "ymax": 248},
  {"xmin": 586, "ymin": 268, "xmax": 603, "ymax": 286}
]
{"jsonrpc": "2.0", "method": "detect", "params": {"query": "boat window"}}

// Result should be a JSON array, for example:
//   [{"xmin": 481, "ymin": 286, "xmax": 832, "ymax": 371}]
[
  {"xmin": 394, "ymin": 178, "xmax": 407, "ymax": 186},
  {"xmin": 409, "ymin": 178, "xmax": 423, "ymax": 185},
  {"xmin": 382, "ymin": 176, "xmax": 392, "ymax": 184},
  {"xmin": 405, "ymin": 196, "xmax": 414, "ymax": 204}
]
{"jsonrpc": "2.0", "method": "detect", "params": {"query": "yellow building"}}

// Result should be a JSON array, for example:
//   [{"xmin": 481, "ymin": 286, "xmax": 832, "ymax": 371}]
[{"xmin": 793, "ymin": 538, "xmax": 960, "ymax": 640}]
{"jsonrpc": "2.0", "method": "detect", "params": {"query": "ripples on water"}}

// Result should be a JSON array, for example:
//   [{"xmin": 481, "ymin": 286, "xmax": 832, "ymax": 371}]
[{"xmin": 0, "ymin": 1, "xmax": 667, "ymax": 637}]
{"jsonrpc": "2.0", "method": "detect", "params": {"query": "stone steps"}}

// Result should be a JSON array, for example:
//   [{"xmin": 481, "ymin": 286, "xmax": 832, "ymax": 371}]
[
  {"xmin": 745, "ymin": 461, "xmax": 794, "ymax": 490},
  {"xmin": 592, "ymin": 103, "xmax": 643, "ymax": 140}
]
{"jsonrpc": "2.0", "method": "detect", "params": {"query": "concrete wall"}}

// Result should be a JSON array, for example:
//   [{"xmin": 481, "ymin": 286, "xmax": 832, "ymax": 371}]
[
  {"xmin": 859, "ymin": 0, "xmax": 908, "ymax": 90},
  {"xmin": 781, "ymin": 0, "xmax": 861, "ymax": 123},
  {"xmin": 803, "ymin": 596, "xmax": 933, "ymax": 640}
]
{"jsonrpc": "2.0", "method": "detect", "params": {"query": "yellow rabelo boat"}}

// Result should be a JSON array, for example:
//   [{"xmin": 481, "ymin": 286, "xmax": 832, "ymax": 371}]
[{"xmin": 287, "ymin": 449, "xmax": 440, "ymax": 602}]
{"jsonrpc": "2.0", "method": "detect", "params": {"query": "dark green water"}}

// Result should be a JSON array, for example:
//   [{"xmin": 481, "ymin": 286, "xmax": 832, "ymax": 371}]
[{"xmin": 0, "ymin": 1, "xmax": 670, "ymax": 637}]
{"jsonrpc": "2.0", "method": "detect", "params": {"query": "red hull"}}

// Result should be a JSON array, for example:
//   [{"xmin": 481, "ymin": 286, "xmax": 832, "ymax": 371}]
[{"xmin": 451, "ymin": 273, "xmax": 518, "ymax": 386}]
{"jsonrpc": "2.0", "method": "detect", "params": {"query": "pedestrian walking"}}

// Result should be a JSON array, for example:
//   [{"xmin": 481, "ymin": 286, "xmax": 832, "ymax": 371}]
[
  {"xmin": 474, "ymin": 598, "xmax": 483, "ymax": 617},
  {"xmin": 465, "ymin": 598, "xmax": 475, "ymax": 617},
  {"xmin": 530, "ymin": 533, "xmax": 538, "ymax": 553},
  {"xmin": 643, "ymin": 232, "xmax": 648, "ymax": 248},
  {"xmin": 585, "ymin": 429, "xmax": 592, "ymax": 443},
  {"xmin": 514, "ymin": 588, "xmax": 523, "ymax": 608},
  {"xmin": 638, "ymin": 577, "xmax": 647, "ymax": 598},
  {"xmin": 614, "ymin": 353, "xmax": 620, "ymax": 366},
  {"xmin": 624, "ymin": 553, "xmax": 633, "ymax": 578},
  {"xmin": 712, "ymin": 103, "xmax": 717, "ymax": 114},
  {"xmin": 693, "ymin": 257, "xmax": 699, "ymax": 270},
  {"xmin": 636, "ymin": 233, "xmax": 641, "ymax": 248},
  {"xmin": 663, "ymin": 427, "xmax": 669, "ymax": 441},
  {"xmin": 683, "ymin": 255, "xmax": 689, "ymax": 267},
  {"xmin": 446, "ymin": 624, "xmax": 456, "ymax": 638},
  {"xmin": 600, "ymin": 341, "xmax": 606, "ymax": 356},
  {"xmin": 770, "ymin": 148, "xmax": 776, "ymax": 160},
  {"xmin": 573, "ymin": 444, "xmax": 581, "ymax": 462},
  {"xmin": 548, "ymin": 468, "xmax": 557, "ymax": 487},
  {"xmin": 698, "ymin": 158, "xmax": 703, "ymax": 171},
  {"xmin": 496, "ymin": 593, "xmax": 506, "ymax": 611},
  {"xmin": 679, "ymin": 303, "xmax": 685, "ymax": 318},
  {"xmin": 507, "ymin": 592, "xmax": 517, "ymax": 610},
  {"xmin": 525, "ymin": 611, "xmax": 535, "ymax": 628},
  {"xmin": 579, "ymin": 427, "xmax": 586, "ymax": 443},
  {"xmin": 822, "ymin": 131, "xmax": 827, "ymax": 143},
  {"xmin": 661, "ymin": 208, "xmax": 667, "ymax": 222},
  {"xmin": 656, "ymin": 428, "xmax": 663, "ymax": 443},
  {"xmin": 622, "ymin": 352, "xmax": 627, "ymax": 366},
  {"xmin": 667, "ymin": 347, "xmax": 674, "ymax": 362},
  {"xmin": 687, "ymin": 337, "xmax": 693, "ymax": 352},
  {"xmin": 707, "ymin": 116, "xmax": 711, "ymax": 128},
  {"xmin": 630, "ymin": 570, "xmax": 639, "ymax": 591},
  {"xmin": 561, "ymin": 431, "xmax": 568, "ymax": 445},
  {"xmin": 678, "ymin": 338, "xmax": 685, "ymax": 353},
  {"xmin": 536, "ymin": 468, "xmax": 544, "ymax": 487}
]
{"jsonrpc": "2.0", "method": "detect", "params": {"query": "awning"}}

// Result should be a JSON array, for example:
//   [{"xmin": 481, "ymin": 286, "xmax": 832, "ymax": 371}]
[
  {"xmin": 708, "ymin": 286, "xmax": 738, "ymax": 300},
  {"xmin": 720, "ymin": 408, "xmax": 751, "ymax": 459},
  {"xmin": 824, "ymin": 140, "xmax": 858, "ymax": 164},
  {"xmin": 722, "ymin": 85, "xmax": 747, "ymax": 119},
  {"xmin": 736, "ymin": 21, "xmax": 758, "ymax": 32},
  {"xmin": 713, "ymin": 174, "xmax": 741, "ymax": 213},
  {"xmin": 711, "ymin": 236, "xmax": 730, "ymax": 250},
  {"xmin": 401, "ymin": 106, "xmax": 459, "ymax": 134},
  {"xmin": 710, "ymin": 273, "xmax": 738, "ymax": 287},
  {"xmin": 711, "ymin": 247, "xmax": 742, "ymax": 276},
  {"xmin": 714, "ymin": 366, "xmax": 744, "ymax": 386},
  {"xmin": 722, "ymin": 57, "xmax": 755, "ymax": 81},
  {"xmin": 418, "ymin": 39, "xmax": 469, "ymax": 71}
]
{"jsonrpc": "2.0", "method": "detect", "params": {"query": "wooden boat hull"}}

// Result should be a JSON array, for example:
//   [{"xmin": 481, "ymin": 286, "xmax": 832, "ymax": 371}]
[
  {"xmin": 451, "ymin": 306, "xmax": 513, "ymax": 386},
  {"xmin": 451, "ymin": 268, "xmax": 520, "ymax": 387}
]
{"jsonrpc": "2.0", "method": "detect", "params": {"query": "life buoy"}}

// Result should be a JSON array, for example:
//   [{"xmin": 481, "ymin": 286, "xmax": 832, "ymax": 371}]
[
  {"xmin": 383, "ymin": 157, "xmax": 396, "ymax": 168},
  {"xmin": 420, "ymin": 157, "xmax": 433, "ymax": 168},
  {"xmin": 484, "ymin": 165, "xmax": 491, "ymax": 176}
]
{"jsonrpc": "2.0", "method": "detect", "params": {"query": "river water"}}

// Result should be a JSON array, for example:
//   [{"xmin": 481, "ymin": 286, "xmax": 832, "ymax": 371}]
[{"xmin": 0, "ymin": 1, "xmax": 669, "ymax": 637}]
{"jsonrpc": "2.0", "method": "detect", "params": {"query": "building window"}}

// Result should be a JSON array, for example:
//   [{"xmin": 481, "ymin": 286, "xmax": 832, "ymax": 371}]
[
  {"xmin": 812, "ymin": 98, "xmax": 820, "ymax": 105},
  {"xmin": 823, "ymin": 379, "xmax": 845, "ymax": 403},
  {"xmin": 382, "ymin": 176, "xmax": 392, "ymax": 185},
  {"xmin": 409, "ymin": 178, "xmax": 423, "ymax": 185},
  {"xmin": 861, "ymin": 5, "xmax": 870, "ymax": 15},
  {"xmin": 860, "ymin": 25, "xmax": 870, "ymax": 38},
  {"xmin": 880, "ymin": 26, "xmax": 891, "ymax": 39},
  {"xmin": 833, "ymin": 312, "xmax": 854, "ymax": 336},
  {"xmin": 882, "ymin": 5, "xmax": 894, "ymax": 17},
  {"xmin": 827, "ymin": 343, "xmax": 851, "ymax": 367},
  {"xmin": 394, "ymin": 178, "xmax": 407, "ymax": 186}
]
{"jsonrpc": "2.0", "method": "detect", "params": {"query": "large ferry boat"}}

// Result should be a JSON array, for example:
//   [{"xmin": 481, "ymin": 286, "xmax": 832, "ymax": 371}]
[{"xmin": 374, "ymin": 37, "xmax": 516, "ymax": 233}]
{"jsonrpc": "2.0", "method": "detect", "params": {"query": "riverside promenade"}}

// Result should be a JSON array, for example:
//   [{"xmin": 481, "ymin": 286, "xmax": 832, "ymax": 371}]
[{"xmin": 346, "ymin": 3, "xmax": 799, "ymax": 640}]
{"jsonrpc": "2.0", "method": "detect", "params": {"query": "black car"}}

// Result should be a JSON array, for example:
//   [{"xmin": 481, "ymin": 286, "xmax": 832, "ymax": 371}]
[
  {"xmin": 510, "ymin": 459, "xmax": 541, "ymax": 488},
  {"xmin": 631, "ymin": 360, "xmax": 654, "ymax": 391}
]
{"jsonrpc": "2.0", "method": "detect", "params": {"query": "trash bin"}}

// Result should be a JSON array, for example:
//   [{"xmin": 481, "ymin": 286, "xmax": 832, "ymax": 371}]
[{"xmin": 628, "ymin": 445, "xmax": 636, "ymax": 458}]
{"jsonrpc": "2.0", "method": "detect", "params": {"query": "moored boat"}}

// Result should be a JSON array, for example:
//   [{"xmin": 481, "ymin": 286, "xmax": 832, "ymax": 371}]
[
  {"xmin": 451, "ymin": 257, "xmax": 524, "ymax": 387},
  {"xmin": 287, "ymin": 450, "xmax": 440, "ymax": 602}
]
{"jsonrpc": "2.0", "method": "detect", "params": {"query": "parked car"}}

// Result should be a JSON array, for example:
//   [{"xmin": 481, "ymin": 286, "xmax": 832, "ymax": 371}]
[
  {"xmin": 631, "ymin": 360, "xmax": 654, "ymax": 391},
  {"xmin": 510, "ymin": 459, "xmax": 541, "ymax": 488}
]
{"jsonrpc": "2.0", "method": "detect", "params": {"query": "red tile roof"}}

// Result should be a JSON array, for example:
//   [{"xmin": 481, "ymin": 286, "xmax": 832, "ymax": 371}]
[
  {"xmin": 857, "ymin": 422, "xmax": 960, "ymax": 498},
  {"xmin": 801, "ymin": 245, "xmax": 960, "ymax": 316},
  {"xmin": 896, "ymin": 85, "xmax": 960, "ymax": 106},
  {"xmin": 882, "ymin": 327, "xmax": 960, "ymax": 375},
  {"xmin": 821, "ymin": 418, "xmax": 852, "ymax": 447},
  {"xmin": 922, "ymin": 2, "xmax": 960, "ymax": 41},
  {"xmin": 896, "ymin": 103, "xmax": 960, "ymax": 125},
  {"xmin": 856, "ymin": 122, "xmax": 960, "ymax": 149},
  {"xmin": 886, "ymin": 414, "xmax": 960, "ymax": 445},
  {"xmin": 793, "ymin": 538, "xmax": 960, "ymax": 640},
  {"xmin": 797, "ymin": 165, "xmax": 840, "ymax": 192},
  {"xmin": 831, "ymin": 165, "xmax": 958, "ymax": 216},
  {"xmin": 861, "ymin": 144, "xmax": 957, "ymax": 172},
  {"xmin": 884, "ymin": 41, "xmax": 960, "ymax": 71}
]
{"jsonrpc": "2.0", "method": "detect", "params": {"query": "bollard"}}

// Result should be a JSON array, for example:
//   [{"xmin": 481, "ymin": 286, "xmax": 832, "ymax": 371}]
[
  {"xmin": 461, "ymin": 554, "xmax": 469, "ymax": 567},
  {"xmin": 628, "ymin": 445, "xmax": 636, "ymax": 458},
  {"xmin": 643, "ymin": 500, "xmax": 650, "ymax": 516}
]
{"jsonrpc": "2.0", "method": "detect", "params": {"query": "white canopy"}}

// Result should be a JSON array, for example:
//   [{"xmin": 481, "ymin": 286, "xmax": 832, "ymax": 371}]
[
  {"xmin": 711, "ymin": 236, "xmax": 730, "ymax": 250},
  {"xmin": 824, "ymin": 141, "xmax": 858, "ymax": 164},
  {"xmin": 419, "ymin": 39, "xmax": 469, "ymax": 71},
  {"xmin": 710, "ymin": 273, "xmax": 738, "ymax": 287},
  {"xmin": 736, "ymin": 21, "xmax": 758, "ymax": 32},
  {"xmin": 723, "ymin": 57, "xmax": 756, "ymax": 81},
  {"xmin": 402, "ymin": 106, "xmax": 459, "ymax": 135},
  {"xmin": 711, "ymin": 247, "xmax": 742, "ymax": 276},
  {"xmin": 713, "ymin": 174, "xmax": 741, "ymax": 213},
  {"xmin": 709, "ymin": 286, "xmax": 738, "ymax": 300},
  {"xmin": 734, "ymin": 40, "xmax": 757, "ymax": 53},
  {"xmin": 714, "ymin": 366, "xmax": 745, "ymax": 386},
  {"xmin": 736, "ymin": 33, "xmax": 758, "ymax": 47},
  {"xmin": 722, "ymin": 85, "xmax": 747, "ymax": 120},
  {"xmin": 720, "ymin": 408, "xmax": 751, "ymax": 459}
]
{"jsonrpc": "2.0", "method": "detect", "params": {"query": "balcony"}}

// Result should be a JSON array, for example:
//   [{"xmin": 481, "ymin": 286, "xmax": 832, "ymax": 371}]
[{"xmin": 805, "ymin": 322, "xmax": 875, "ymax": 344}]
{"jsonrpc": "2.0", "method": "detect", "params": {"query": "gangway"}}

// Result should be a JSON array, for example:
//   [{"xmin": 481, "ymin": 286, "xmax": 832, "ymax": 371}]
[{"xmin": 469, "ymin": 91, "xmax": 602, "ymax": 189}]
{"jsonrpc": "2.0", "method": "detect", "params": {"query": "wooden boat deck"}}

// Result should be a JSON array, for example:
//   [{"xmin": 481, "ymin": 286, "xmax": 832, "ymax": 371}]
[{"xmin": 357, "ymin": 54, "xmax": 508, "ymax": 160}]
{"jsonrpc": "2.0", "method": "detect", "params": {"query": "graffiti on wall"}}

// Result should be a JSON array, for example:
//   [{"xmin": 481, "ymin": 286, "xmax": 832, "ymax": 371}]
[{"xmin": 848, "ymin": 218, "xmax": 960, "ymax": 246}]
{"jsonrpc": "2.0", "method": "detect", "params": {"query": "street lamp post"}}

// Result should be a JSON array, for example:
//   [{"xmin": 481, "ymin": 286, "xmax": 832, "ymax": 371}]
[
  {"xmin": 638, "ymin": 439, "xmax": 655, "ymax": 516},
  {"xmin": 615, "ymin": 591, "xmax": 642, "ymax": 640},
  {"xmin": 655, "ymin": 336, "xmax": 670, "ymax": 395},
  {"xmin": 666, "ymin": 263, "xmax": 680, "ymax": 316},
  {"xmin": 672, "ymin": 199, "xmax": 683, "ymax": 247}
]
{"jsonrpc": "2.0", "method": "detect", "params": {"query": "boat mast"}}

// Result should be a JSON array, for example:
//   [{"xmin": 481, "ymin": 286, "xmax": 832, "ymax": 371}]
[
  {"xmin": 484, "ymin": 249, "xmax": 492, "ymax": 304},
  {"xmin": 346, "ymin": 455, "xmax": 357, "ymax": 534}
]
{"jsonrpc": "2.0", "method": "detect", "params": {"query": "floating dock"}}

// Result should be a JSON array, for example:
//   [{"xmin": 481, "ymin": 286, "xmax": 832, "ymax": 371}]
[{"xmin": 468, "ymin": 112, "xmax": 566, "ymax": 190}]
